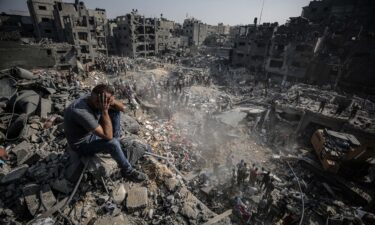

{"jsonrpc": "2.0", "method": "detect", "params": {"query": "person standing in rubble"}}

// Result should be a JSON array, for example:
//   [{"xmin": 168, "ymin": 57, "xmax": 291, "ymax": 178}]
[
  {"xmin": 265, "ymin": 181, "xmax": 274, "ymax": 197},
  {"xmin": 237, "ymin": 160, "xmax": 245, "ymax": 186},
  {"xmin": 295, "ymin": 91, "xmax": 300, "ymax": 105},
  {"xmin": 249, "ymin": 165, "xmax": 258, "ymax": 186},
  {"xmin": 257, "ymin": 167, "xmax": 265, "ymax": 186},
  {"xmin": 261, "ymin": 171, "xmax": 271, "ymax": 190},
  {"xmin": 349, "ymin": 102, "xmax": 360, "ymax": 120},
  {"xmin": 231, "ymin": 168, "xmax": 237, "ymax": 187},
  {"xmin": 334, "ymin": 102, "xmax": 347, "ymax": 116},
  {"xmin": 318, "ymin": 98, "xmax": 327, "ymax": 113},
  {"xmin": 64, "ymin": 84, "xmax": 147, "ymax": 182}
]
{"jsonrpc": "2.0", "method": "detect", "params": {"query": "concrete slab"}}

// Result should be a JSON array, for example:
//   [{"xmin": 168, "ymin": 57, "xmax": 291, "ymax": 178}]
[
  {"xmin": 126, "ymin": 187, "xmax": 148, "ymax": 210},
  {"xmin": 1, "ymin": 164, "xmax": 29, "ymax": 184},
  {"xmin": 23, "ymin": 183, "xmax": 40, "ymax": 216},
  {"xmin": 40, "ymin": 98, "xmax": 52, "ymax": 119},
  {"xmin": 40, "ymin": 184, "xmax": 57, "ymax": 210}
]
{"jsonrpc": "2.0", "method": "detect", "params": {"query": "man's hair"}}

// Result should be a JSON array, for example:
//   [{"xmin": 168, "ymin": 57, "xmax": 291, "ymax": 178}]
[{"xmin": 92, "ymin": 84, "xmax": 115, "ymax": 96}]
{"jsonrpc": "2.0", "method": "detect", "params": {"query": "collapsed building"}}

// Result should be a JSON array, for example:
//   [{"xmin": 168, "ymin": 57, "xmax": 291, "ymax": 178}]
[
  {"xmin": 231, "ymin": 20, "xmax": 277, "ymax": 72},
  {"xmin": 230, "ymin": 0, "xmax": 375, "ymax": 93},
  {"xmin": 27, "ymin": 0, "xmax": 108, "ymax": 62},
  {"xmin": 113, "ymin": 11, "xmax": 189, "ymax": 58}
]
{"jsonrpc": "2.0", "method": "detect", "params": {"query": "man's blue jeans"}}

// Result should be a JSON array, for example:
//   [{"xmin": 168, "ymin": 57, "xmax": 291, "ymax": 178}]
[{"xmin": 77, "ymin": 110, "xmax": 133, "ymax": 173}]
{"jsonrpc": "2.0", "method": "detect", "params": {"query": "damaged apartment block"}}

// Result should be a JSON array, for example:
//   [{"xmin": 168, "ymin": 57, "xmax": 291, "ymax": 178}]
[
  {"xmin": 27, "ymin": 0, "xmax": 108, "ymax": 63},
  {"xmin": 114, "ymin": 10, "xmax": 157, "ymax": 58}
]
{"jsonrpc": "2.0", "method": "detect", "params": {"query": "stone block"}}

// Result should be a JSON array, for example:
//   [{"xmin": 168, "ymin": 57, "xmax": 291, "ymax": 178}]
[
  {"xmin": 40, "ymin": 184, "xmax": 57, "ymax": 209},
  {"xmin": 11, "ymin": 141, "xmax": 30, "ymax": 154},
  {"xmin": 23, "ymin": 183, "xmax": 40, "ymax": 216},
  {"xmin": 85, "ymin": 154, "xmax": 118, "ymax": 178},
  {"xmin": 51, "ymin": 178, "xmax": 72, "ymax": 194},
  {"xmin": 126, "ymin": 187, "xmax": 148, "ymax": 210},
  {"xmin": 181, "ymin": 203, "xmax": 198, "ymax": 220},
  {"xmin": 40, "ymin": 98, "xmax": 52, "ymax": 119},
  {"xmin": 165, "ymin": 177, "xmax": 179, "ymax": 192},
  {"xmin": 17, "ymin": 149, "xmax": 41, "ymax": 166},
  {"xmin": 93, "ymin": 214, "xmax": 130, "ymax": 225},
  {"xmin": 1, "ymin": 164, "xmax": 29, "ymax": 184},
  {"xmin": 23, "ymin": 184, "xmax": 56, "ymax": 216}
]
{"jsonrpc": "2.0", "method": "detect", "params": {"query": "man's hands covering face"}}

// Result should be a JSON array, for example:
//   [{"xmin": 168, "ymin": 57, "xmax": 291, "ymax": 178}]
[{"xmin": 98, "ymin": 93, "xmax": 114, "ymax": 111}]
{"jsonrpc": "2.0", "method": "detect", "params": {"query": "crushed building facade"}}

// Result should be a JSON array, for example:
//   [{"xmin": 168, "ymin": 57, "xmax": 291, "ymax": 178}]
[
  {"xmin": 27, "ymin": 0, "xmax": 108, "ymax": 62},
  {"xmin": 114, "ymin": 10, "xmax": 157, "ymax": 57},
  {"xmin": 231, "ymin": 22, "xmax": 277, "ymax": 72}
]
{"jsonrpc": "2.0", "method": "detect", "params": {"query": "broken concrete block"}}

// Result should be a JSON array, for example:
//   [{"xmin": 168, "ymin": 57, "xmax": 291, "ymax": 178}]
[
  {"xmin": 126, "ymin": 187, "xmax": 148, "ymax": 210},
  {"xmin": 23, "ymin": 183, "xmax": 40, "ymax": 216},
  {"xmin": 112, "ymin": 183, "xmax": 126, "ymax": 204},
  {"xmin": 40, "ymin": 98, "xmax": 52, "ymax": 119},
  {"xmin": 51, "ymin": 178, "xmax": 72, "ymax": 194},
  {"xmin": 85, "ymin": 154, "xmax": 118, "ymax": 178},
  {"xmin": 11, "ymin": 141, "xmax": 30, "ymax": 154},
  {"xmin": 165, "ymin": 177, "xmax": 180, "ymax": 192},
  {"xmin": 122, "ymin": 114, "xmax": 140, "ymax": 134},
  {"xmin": 93, "ymin": 214, "xmax": 130, "ymax": 225},
  {"xmin": 17, "ymin": 149, "xmax": 41, "ymax": 166},
  {"xmin": 23, "ymin": 184, "xmax": 56, "ymax": 216},
  {"xmin": 181, "ymin": 203, "xmax": 198, "ymax": 220},
  {"xmin": 30, "ymin": 134, "xmax": 40, "ymax": 143},
  {"xmin": 1, "ymin": 164, "xmax": 29, "ymax": 184},
  {"xmin": 40, "ymin": 184, "xmax": 57, "ymax": 210}
]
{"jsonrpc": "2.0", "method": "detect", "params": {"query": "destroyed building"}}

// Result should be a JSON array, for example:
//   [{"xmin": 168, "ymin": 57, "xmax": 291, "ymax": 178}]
[
  {"xmin": 265, "ymin": 16, "xmax": 321, "ymax": 83},
  {"xmin": 27, "ymin": 0, "xmax": 108, "ymax": 62},
  {"xmin": 217, "ymin": 23, "xmax": 230, "ymax": 36},
  {"xmin": 304, "ymin": 0, "xmax": 375, "ymax": 93},
  {"xmin": 114, "ymin": 10, "xmax": 157, "ymax": 57},
  {"xmin": 156, "ymin": 17, "xmax": 174, "ymax": 53},
  {"xmin": 183, "ymin": 18, "xmax": 209, "ymax": 46},
  {"xmin": 231, "ymin": 21, "xmax": 277, "ymax": 71},
  {"xmin": 0, "ymin": 12, "xmax": 35, "ymax": 41},
  {"xmin": 229, "ymin": 0, "xmax": 375, "ymax": 92},
  {"xmin": 113, "ymin": 11, "xmax": 189, "ymax": 57}
]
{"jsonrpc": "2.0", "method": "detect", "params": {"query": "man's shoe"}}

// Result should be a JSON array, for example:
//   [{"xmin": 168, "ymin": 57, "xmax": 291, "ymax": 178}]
[{"xmin": 124, "ymin": 169, "xmax": 148, "ymax": 182}]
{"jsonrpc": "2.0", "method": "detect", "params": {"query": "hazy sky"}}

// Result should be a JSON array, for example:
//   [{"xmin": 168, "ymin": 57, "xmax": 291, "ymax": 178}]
[{"xmin": 0, "ymin": 0, "xmax": 311, "ymax": 25}]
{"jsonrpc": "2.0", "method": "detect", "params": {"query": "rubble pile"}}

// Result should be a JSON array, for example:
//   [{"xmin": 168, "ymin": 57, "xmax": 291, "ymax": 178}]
[
  {"xmin": 1, "ymin": 53, "xmax": 375, "ymax": 225},
  {"xmin": 0, "ymin": 64, "xmax": 236, "ymax": 225}
]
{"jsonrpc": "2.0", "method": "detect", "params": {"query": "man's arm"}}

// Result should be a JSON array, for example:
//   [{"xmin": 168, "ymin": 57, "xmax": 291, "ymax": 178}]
[
  {"xmin": 93, "ymin": 94, "xmax": 113, "ymax": 140},
  {"xmin": 110, "ymin": 99, "xmax": 126, "ymax": 112}
]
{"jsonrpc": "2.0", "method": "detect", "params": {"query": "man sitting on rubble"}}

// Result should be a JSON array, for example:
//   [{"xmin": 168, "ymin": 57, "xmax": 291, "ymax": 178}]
[{"xmin": 64, "ymin": 84, "xmax": 147, "ymax": 181}]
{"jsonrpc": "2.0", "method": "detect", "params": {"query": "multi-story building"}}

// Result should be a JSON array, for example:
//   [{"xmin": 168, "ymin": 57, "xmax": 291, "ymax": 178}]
[
  {"xmin": 231, "ymin": 23, "xmax": 277, "ymax": 72},
  {"xmin": 0, "ymin": 12, "xmax": 35, "ymax": 40},
  {"xmin": 182, "ymin": 18, "xmax": 209, "ymax": 46},
  {"xmin": 106, "ymin": 20, "xmax": 118, "ymax": 55},
  {"xmin": 156, "ymin": 18, "xmax": 174, "ymax": 53},
  {"xmin": 27, "ymin": 0, "xmax": 60, "ymax": 41},
  {"xmin": 114, "ymin": 11, "xmax": 191, "ymax": 57},
  {"xmin": 27, "ymin": 0, "xmax": 108, "ymax": 62},
  {"xmin": 217, "ymin": 23, "xmax": 230, "ymax": 35},
  {"xmin": 114, "ymin": 11, "xmax": 157, "ymax": 57},
  {"xmin": 265, "ymin": 17, "xmax": 320, "ymax": 82}
]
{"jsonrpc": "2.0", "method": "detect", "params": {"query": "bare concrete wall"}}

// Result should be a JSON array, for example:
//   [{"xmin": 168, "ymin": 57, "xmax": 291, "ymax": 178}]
[{"xmin": 0, "ymin": 41, "xmax": 55, "ymax": 69}]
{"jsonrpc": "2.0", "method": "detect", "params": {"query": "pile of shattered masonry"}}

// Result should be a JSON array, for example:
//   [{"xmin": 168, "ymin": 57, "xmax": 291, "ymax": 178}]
[{"xmin": 0, "ymin": 54, "xmax": 375, "ymax": 225}]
